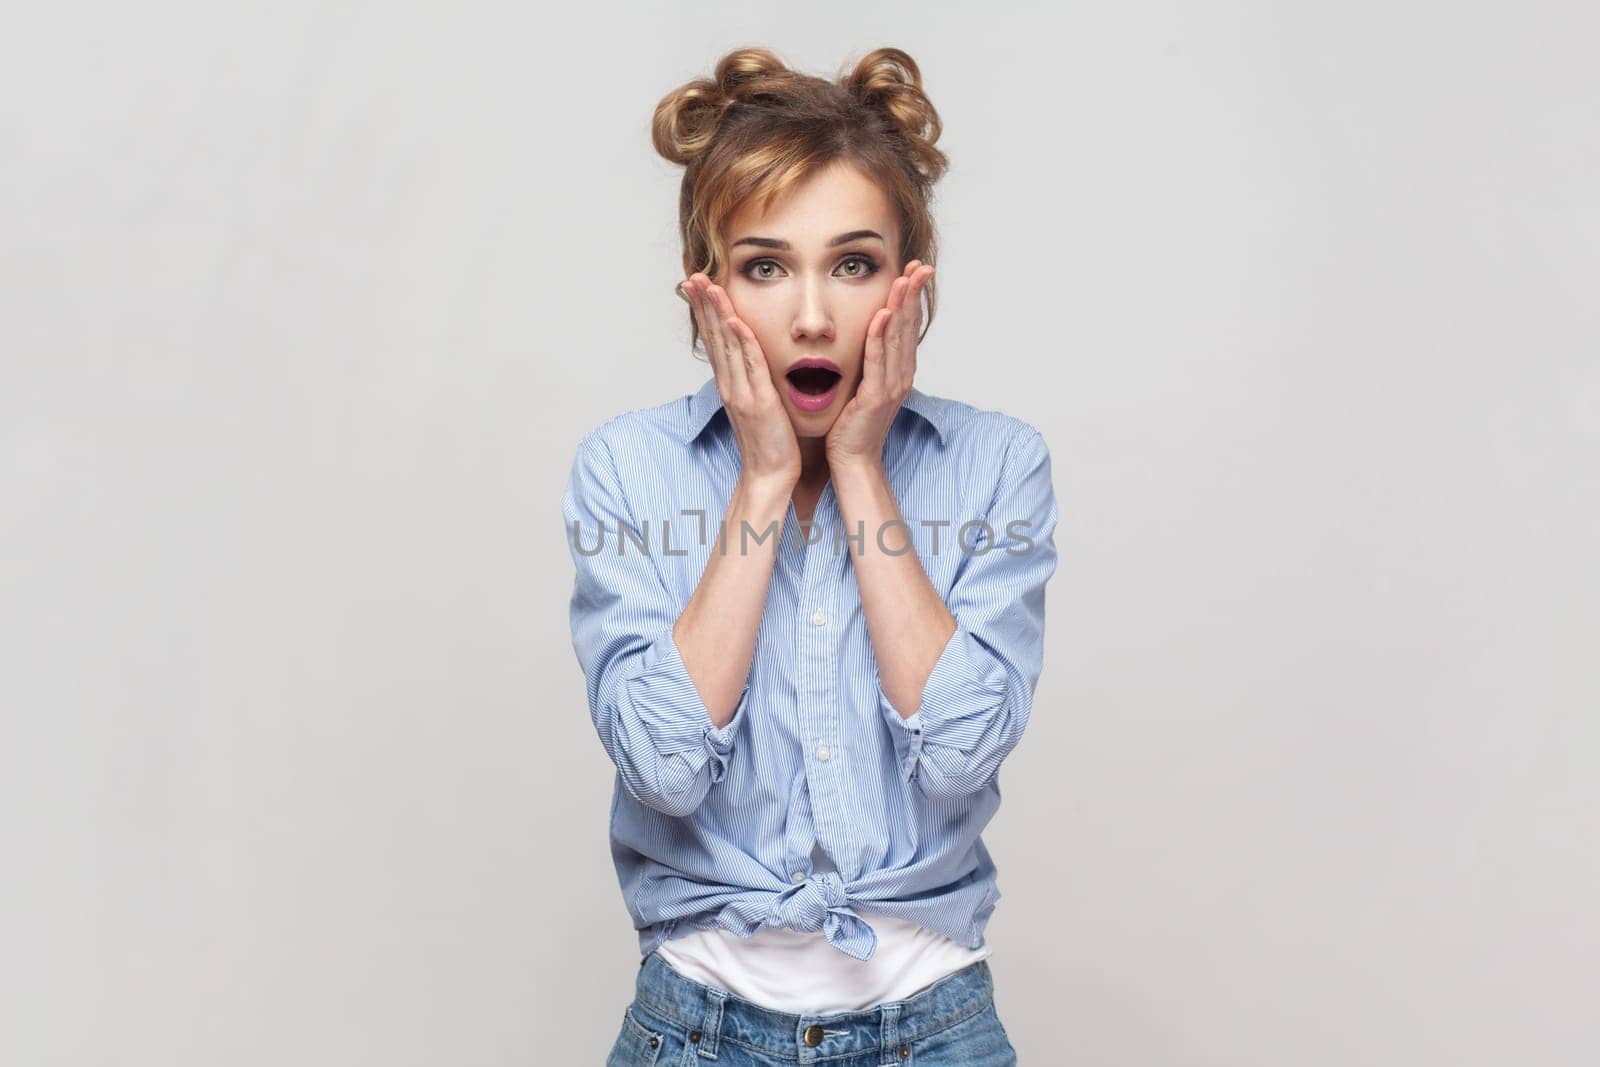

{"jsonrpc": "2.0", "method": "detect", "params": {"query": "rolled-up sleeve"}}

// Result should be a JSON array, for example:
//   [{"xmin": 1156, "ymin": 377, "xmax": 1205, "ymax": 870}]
[
  {"xmin": 879, "ymin": 426, "xmax": 1059, "ymax": 800},
  {"xmin": 563, "ymin": 432, "xmax": 750, "ymax": 818}
]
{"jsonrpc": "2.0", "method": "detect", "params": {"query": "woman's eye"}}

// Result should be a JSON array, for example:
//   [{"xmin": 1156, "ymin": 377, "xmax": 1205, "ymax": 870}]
[{"xmin": 839, "ymin": 255, "xmax": 879, "ymax": 277}]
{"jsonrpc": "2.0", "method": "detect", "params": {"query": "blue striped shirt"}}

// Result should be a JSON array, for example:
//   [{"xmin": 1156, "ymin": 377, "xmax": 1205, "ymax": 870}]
[{"xmin": 562, "ymin": 374, "xmax": 1059, "ymax": 961}]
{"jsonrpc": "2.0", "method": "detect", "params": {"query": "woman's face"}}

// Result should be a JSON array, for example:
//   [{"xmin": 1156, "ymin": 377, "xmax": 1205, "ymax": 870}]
[{"xmin": 718, "ymin": 162, "xmax": 901, "ymax": 436}]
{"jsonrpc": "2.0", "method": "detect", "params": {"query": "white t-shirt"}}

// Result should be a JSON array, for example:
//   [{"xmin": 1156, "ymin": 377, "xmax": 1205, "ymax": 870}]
[{"xmin": 654, "ymin": 842, "xmax": 991, "ymax": 1015}]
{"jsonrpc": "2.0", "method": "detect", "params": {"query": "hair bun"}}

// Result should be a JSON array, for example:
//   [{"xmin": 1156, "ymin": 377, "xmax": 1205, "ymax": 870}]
[
  {"xmin": 714, "ymin": 47, "xmax": 790, "ymax": 97},
  {"xmin": 652, "ymin": 47, "xmax": 792, "ymax": 166},
  {"xmin": 651, "ymin": 81, "xmax": 730, "ymax": 167},
  {"xmin": 841, "ymin": 47, "xmax": 944, "ymax": 178}
]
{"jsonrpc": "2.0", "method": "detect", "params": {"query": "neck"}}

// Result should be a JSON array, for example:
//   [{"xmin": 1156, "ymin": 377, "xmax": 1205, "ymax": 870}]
[{"xmin": 798, "ymin": 436, "xmax": 829, "ymax": 485}]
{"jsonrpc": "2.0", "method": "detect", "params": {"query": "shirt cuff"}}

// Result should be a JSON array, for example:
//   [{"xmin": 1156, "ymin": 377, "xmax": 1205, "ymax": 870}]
[
  {"xmin": 878, "ymin": 621, "xmax": 1007, "ymax": 783},
  {"xmin": 636, "ymin": 626, "xmax": 751, "ymax": 789}
]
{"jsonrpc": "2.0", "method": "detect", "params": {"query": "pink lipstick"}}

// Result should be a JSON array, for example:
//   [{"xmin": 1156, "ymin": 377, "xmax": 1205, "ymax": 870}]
[{"xmin": 785, "ymin": 357, "xmax": 843, "ymax": 413}]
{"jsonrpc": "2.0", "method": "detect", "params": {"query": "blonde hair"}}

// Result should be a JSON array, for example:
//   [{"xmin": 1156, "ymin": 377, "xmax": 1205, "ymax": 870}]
[{"xmin": 652, "ymin": 46, "xmax": 949, "ymax": 358}]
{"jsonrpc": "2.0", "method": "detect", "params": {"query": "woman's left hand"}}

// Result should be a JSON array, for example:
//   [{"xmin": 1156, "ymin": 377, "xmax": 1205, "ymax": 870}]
[{"xmin": 825, "ymin": 261, "xmax": 935, "ymax": 471}]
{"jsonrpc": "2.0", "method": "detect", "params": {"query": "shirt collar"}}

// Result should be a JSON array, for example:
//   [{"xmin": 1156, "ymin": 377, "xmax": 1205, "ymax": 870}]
[{"xmin": 682, "ymin": 374, "xmax": 950, "ymax": 446}]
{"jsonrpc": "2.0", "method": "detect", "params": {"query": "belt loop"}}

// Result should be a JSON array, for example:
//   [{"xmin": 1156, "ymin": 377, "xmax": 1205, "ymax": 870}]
[
  {"xmin": 880, "ymin": 1002, "xmax": 902, "ymax": 1060},
  {"xmin": 695, "ymin": 984, "xmax": 727, "ymax": 1059}
]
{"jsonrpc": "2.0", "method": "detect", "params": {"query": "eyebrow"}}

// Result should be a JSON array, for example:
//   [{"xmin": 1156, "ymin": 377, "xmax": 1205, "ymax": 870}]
[{"xmin": 730, "ymin": 229, "xmax": 885, "ymax": 251}]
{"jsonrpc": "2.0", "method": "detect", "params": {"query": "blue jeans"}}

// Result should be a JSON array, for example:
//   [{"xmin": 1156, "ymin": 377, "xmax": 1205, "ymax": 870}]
[{"xmin": 607, "ymin": 949, "xmax": 1018, "ymax": 1066}]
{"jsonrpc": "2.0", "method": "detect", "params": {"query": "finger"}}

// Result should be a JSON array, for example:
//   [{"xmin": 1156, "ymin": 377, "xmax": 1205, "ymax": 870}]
[
  {"xmin": 909, "ymin": 268, "xmax": 933, "ymax": 383},
  {"xmin": 863, "ymin": 306, "xmax": 892, "ymax": 399},
  {"xmin": 884, "ymin": 275, "xmax": 912, "ymax": 356},
  {"xmin": 890, "ymin": 265, "xmax": 933, "ymax": 359},
  {"xmin": 882, "ymin": 297, "xmax": 903, "ymax": 393},
  {"xmin": 902, "ymin": 265, "xmax": 932, "ymax": 347},
  {"xmin": 687, "ymin": 275, "xmax": 739, "ymax": 399},
  {"xmin": 886, "ymin": 273, "xmax": 911, "ymax": 316},
  {"xmin": 683, "ymin": 276, "xmax": 718, "ymax": 371},
  {"xmin": 706, "ymin": 282, "xmax": 762, "ymax": 398},
  {"xmin": 727, "ymin": 316, "xmax": 775, "ymax": 404},
  {"xmin": 871, "ymin": 275, "xmax": 908, "ymax": 394},
  {"xmin": 889, "ymin": 266, "xmax": 933, "ymax": 391},
  {"xmin": 898, "ymin": 260, "xmax": 922, "ymax": 309}
]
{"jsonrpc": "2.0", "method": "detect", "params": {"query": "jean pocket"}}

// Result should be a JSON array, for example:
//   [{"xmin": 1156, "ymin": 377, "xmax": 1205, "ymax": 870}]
[{"xmin": 605, "ymin": 1004, "xmax": 664, "ymax": 1067}]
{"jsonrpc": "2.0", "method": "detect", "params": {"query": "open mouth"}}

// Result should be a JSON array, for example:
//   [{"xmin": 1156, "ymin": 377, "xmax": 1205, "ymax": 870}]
[{"xmin": 786, "ymin": 365, "xmax": 842, "ymax": 396}]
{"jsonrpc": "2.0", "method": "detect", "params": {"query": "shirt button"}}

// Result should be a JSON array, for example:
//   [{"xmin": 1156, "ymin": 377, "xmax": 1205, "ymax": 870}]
[
  {"xmin": 791, "ymin": 870, "xmax": 807, "ymax": 884},
  {"xmin": 811, "ymin": 610, "xmax": 827, "ymax": 626},
  {"xmin": 816, "ymin": 744, "xmax": 830, "ymax": 760}
]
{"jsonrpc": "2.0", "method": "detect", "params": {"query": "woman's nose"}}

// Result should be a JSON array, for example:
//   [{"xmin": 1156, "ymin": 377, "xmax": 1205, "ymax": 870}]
[{"xmin": 791, "ymin": 278, "xmax": 834, "ymax": 342}]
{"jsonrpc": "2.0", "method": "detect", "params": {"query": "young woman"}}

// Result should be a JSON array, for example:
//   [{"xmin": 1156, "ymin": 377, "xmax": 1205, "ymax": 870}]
[{"xmin": 564, "ymin": 46, "xmax": 1058, "ymax": 1066}]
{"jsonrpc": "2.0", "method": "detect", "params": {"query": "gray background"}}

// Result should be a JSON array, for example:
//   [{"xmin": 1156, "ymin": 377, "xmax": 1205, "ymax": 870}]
[{"xmin": 3, "ymin": 3, "xmax": 1596, "ymax": 1064}]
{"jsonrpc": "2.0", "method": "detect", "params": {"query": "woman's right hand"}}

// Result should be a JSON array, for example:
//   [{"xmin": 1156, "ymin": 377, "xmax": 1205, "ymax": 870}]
[{"xmin": 681, "ymin": 273, "xmax": 802, "ymax": 488}]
